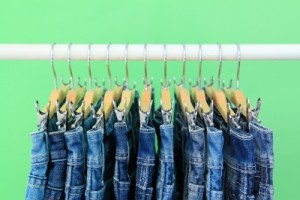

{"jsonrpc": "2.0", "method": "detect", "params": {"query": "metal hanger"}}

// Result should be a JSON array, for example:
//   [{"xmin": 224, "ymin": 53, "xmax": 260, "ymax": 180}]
[
  {"xmin": 160, "ymin": 44, "xmax": 173, "ymax": 124},
  {"xmin": 175, "ymin": 44, "xmax": 198, "ymax": 131},
  {"xmin": 95, "ymin": 43, "xmax": 123, "ymax": 123},
  {"xmin": 76, "ymin": 43, "xmax": 104, "ymax": 119},
  {"xmin": 246, "ymin": 98, "xmax": 261, "ymax": 129},
  {"xmin": 45, "ymin": 43, "xmax": 70, "ymax": 119},
  {"xmin": 139, "ymin": 44, "xmax": 153, "ymax": 127},
  {"xmin": 223, "ymin": 44, "xmax": 248, "ymax": 117},
  {"xmin": 140, "ymin": 44, "xmax": 153, "ymax": 112},
  {"xmin": 56, "ymin": 44, "xmax": 72, "ymax": 130},
  {"xmin": 205, "ymin": 44, "xmax": 235, "ymax": 123},
  {"xmin": 174, "ymin": 44, "xmax": 195, "ymax": 117},
  {"xmin": 204, "ymin": 44, "xmax": 224, "ymax": 99},
  {"xmin": 114, "ymin": 44, "xmax": 136, "ymax": 122},
  {"xmin": 58, "ymin": 43, "xmax": 86, "ymax": 125},
  {"xmin": 35, "ymin": 100, "xmax": 50, "ymax": 130},
  {"xmin": 189, "ymin": 44, "xmax": 214, "ymax": 127},
  {"xmin": 190, "ymin": 45, "xmax": 211, "ymax": 116}
]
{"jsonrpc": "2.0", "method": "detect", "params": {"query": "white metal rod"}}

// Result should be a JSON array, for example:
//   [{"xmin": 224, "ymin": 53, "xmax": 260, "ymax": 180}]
[{"xmin": 0, "ymin": 44, "xmax": 300, "ymax": 61}]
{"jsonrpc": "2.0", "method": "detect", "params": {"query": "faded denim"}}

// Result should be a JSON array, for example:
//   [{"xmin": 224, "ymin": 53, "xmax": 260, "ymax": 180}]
[
  {"xmin": 64, "ymin": 126, "xmax": 85, "ymax": 200},
  {"xmin": 25, "ymin": 129, "xmax": 49, "ymax": 200},
  {"xmin": 86, "ymin": 109, "xmax": 117, "ymax": 200},
  {"xmin": 85, "ymin": 128, "xmax": 105, "ymax": 200},
  {"xmin": 153, "ymin": 108, "xmax": 175, "ymax": 200},
  {"xmin": 174, "ymin": 98, "xmax": 205, "ymax": 200},
  {"xmin": 205, "ymin": 126, "xmax": 224, "ymax": 200},
  {"xmin": 250, "ymin": 122, "xmax": 274, "ymax": 200},
  {"xmin": 114, "ymin": 122, "xmax": 131, "ymax": 200},
  {"xmin": 135, "ymin": 125, "xmax": 156, "ymax": 200},
  {"xmin": 38, "ymin": 114, "xmax": 68, "ymax": 200},
  {"xmin": 184, "ymin": 126, "xmax": 206, "ymax": 200},
  {"xmin": 113, "ymin": 92, "xmax": 139, "ymax": 200},
  {"xmin": 173, "ymin": 101, "xmax": 186, "ymax": 200},
  {"xmin": 213, "ymin": 108, "xmax": 256, "ymax": 200},
  {"xmin": 45, "ymin": 131, "xmax": 67, "ymax": 200}
]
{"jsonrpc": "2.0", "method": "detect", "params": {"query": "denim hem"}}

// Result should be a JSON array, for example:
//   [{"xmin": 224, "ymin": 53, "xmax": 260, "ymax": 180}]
[
  {"xmin": 188, "ymin": 126, "xmax": 204, "ymax": 135},
  {"xmin": 46, "ymin": 185, "xmax": 64, "ymax": 191},
  {"xmin": 48, "ymin": 130, "xmax": 65, "ymax": 136},
  {"xmin": 158, "ymin": 153, "xmax": 174, "ymax": 161},
  {"xmin": 206, "ymin": 162, "xmax": 223, "ymax": 169},
  {"xmin": 140, "ymin": 126, "xmax": 155, "ymax": 133},
  {"xmin": 30, "ymin": 129, "xmax": 46, "ymax": 136},
  {"xmin": 206, "ymin": 189, "xmax": 223, "ymax": 199},
  {"xmin": 64, "ymin": 126, "xmax": 83, "ymax": 135},
  {"xmin": 87, "ymin": 128, "xmax": 103, "ymax": 135},
  {"xmin": 207, "ymin": 127, "xmax": 223, "ymax": 135},
  {"xmin": 230, "ymin": 127, "xmax": 254, "ymax": 140},
  {"xmin": 160, "ymin": 124, "xmax": 173, "ymax": 130},
  {"xmin": 250, "ymin": 122, "xmax": 272, "ymax": 134},
  {"xmin": 224, "ymin": 159, "xmax": 256, "ymax": 173}
]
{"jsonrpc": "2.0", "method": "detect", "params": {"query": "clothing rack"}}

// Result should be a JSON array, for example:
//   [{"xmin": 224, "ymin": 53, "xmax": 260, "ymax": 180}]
[{"xmin": 0, "ymin": 44, "xmax": 300, "ymax": 61}]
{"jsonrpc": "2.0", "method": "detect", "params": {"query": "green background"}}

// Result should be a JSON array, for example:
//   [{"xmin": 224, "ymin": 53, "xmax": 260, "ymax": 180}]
[{"xmin": 0, "ymin": 0, "xmax": 299, "ymax": 199}]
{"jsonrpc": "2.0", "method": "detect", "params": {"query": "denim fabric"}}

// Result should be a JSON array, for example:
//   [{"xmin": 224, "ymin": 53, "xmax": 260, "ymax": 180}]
[
  {"xmin": 173, "ymin": 100, "xmax": 187, "ymax": 200},
  {"xmin": 184, "ymin": 126, "xmax": 206, "ymax": 200},
  {"xmin": 45, "ymin": 131, "xmax": 67, "ymax": 200},
  {"xmin": 42, "ymin": 114, "xmax": 67, "ymax": 200},
  {"xmin": 86, "ymin": 109, "xmax": 118, "ymax": 200},
  {"xmin": 250, "ymin": 122, "xmax": 274, "ymax": 200},
  {"xmin": 114, "ymin": 122, "xmax": 131, "ymax": 200},
  {"xmin": 205, "ymin": 127, "xmax": 224, "ymax": 200},
  {"xmin": 135, "ymin": 125, "xmax": 156, "ymax": 200},
  {"xmin": 103, "ymin": 111, "xmax": 117, "ymax": 200},
  {"xmin": 156, "ymin": 124, "xmax": 175, "ymax": 200},
  {"xmin": 212, "ymin": 107, "xmax": 256, "ymax": 200},
  {"xmin": 114, "ymin": 92, "xmax": 139, "ymax": 200},
  {"xmin": 174, "ymin": 98, "xmax": 205, "ymax": 200},
  {"xmin": 153, "ymin": 108, "xmax": 175, "ymax": 200},
  {"xmin": 64, "ymin": 126, "xmax": 85, "ymax": 200},
  {"xmin": 26, "ymin": 129, "xmax": 49, "ymax": 200},
  {"xmin": 85, "ymin": 128, "xmax": 105, "ymax": 200}
]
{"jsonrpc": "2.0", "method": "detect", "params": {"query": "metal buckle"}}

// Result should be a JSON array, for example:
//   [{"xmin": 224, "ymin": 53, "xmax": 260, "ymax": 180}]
[
  {"xmin": 91, "ymin": 103, "xmax": 104, "ymax": 130},
  {"xmin": 160, "ymin": 99, "xmax": 173, "ymax": 124},
  {"xmin": 227, "ymin": 103, "xmax": 241, "ymax": 134},
  {"xmin": 113, "ymin": 99, "xmax": 126, "ymax": 123},
  {"xmin": 35, "ymin": 101, "xmax": 49, "ymax": 130},
  {"xmin": 56, "ymin": 100, "xmax": 68, "ymax": 131},
  {"xmin": 200, "ymin": 101, "xmax": 214, "ymax": 127},
  {"xmin": 69, "ymin": 100, "xmax": 84, "ymax": 129},
  {"xmin": 139, "ymin": 100, "xmax": 153, "ymax": 127},
  {"xmin": 185, "ymin": 102, "xmax": 198, "ymax": 132},
  {"xmin": 247, "ymin": 98, "xmax": 261, "ymax": 130}
]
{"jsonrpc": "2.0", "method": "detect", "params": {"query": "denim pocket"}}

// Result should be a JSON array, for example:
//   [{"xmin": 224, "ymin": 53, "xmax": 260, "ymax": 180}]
[
  {"xmin": 187, "ymin": 182, "xmax": 205, "ymax": 200},
  {"xmin": 85, "ymin": 185, "xmax": 105, "ymax": 200},
  {"xmin": 206, "ymin": 190, "xmax": 223, "ymax": 200},
  {"xmin": 113, "ymin": 180, "xmax": 130, "ymax": 200},
  {"xmin": 65, "ymin": 184, "xmax": 85, "ymax": 200},
  {"xmin": 145, "ymin": 187, "xmax": 153, "ymax": 200},
  {"xmin": 257, "ymin": 184, "xmax": 274, "ymax": 200}
]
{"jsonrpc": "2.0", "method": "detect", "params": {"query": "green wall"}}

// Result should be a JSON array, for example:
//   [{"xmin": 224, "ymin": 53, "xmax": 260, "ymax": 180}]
[{"xmin": 0, "ymin": 0, "xmax": 299, "ymax": 199}]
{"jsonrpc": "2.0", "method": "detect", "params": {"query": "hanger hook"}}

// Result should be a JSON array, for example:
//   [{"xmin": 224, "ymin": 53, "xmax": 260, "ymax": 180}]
[
  {"xmin": 198, "ymin": 44, "xmax": 203, "ymax": 88},
  {"xmin": 217, "ymin": 43, "xmax": 223, "ymax": 89},
  {"xmin": 236, "ymin": 43, "xmax": 241, "ymax": 89},
  {"xmin": 51, "ymin": 43, "xmax": 58, "ymax": 90},
  {"xmin": 68, "ymin": 43, "xmax": 74, "ymax": 89},
  {"xmin": 182, "ymin": 44, "xmax": 186, "ymax": 86},
  {"xmin": 106, "ymin": 43, "xmax": 112, "ymax": 90},
  {"xmin": 144, "ymin": 44, "xmax": 148, "ymax": 87},
  {"xmin": 125, "ymin": 44, "xmax": 129, "ymax": 88},
  {"xmin": 163, "ymin": 44, "xmax": 168, "ymax": 87},
  {"xmin": 87, "ymin": 43, "xmax": 92, "ymax": 91}
]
